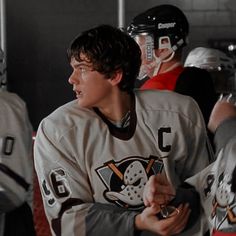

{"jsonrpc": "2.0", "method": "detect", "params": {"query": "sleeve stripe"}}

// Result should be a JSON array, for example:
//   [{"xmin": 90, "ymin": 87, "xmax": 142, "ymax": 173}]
[
  {"xmin": 0, "ymin": 163, "xmax": 30, "ymax": 191},
  {"xmin": 51, "ymin": 198, "xmax": 84, "ymax": 236}
]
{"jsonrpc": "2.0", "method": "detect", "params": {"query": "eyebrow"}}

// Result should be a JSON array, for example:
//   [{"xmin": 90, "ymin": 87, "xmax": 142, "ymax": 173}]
[{"xmin": 72, "ymin": 62, "xmax": 92, "ymax": 68}]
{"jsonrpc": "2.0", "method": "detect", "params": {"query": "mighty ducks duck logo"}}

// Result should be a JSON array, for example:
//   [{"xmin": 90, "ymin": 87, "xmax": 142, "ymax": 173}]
[
  {"xmin": 211, "ymin": 171, "xmax": 236, "ymax": 230},
  {"xmin": 96, "ymin": 155, "xmax": 163, "ymax": 210}
]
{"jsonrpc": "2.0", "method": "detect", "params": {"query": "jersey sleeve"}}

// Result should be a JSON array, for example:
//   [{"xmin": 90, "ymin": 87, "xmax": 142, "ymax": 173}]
[
  {"xmin": 214, "ymin": 117, "xmax": 236, "ymax": 155},
  {"xmin": 34, "ymin": 119, "xmax": 140, "ymax": 236},
  {"xmin": 0, "ymin": 94, "xmax": 33, "ymax": 212}
]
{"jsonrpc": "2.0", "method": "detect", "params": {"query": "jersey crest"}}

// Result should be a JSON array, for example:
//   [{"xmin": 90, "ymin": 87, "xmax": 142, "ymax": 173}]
[
  {"xmin": 211, "ymin": 170, "xmax": 236, "ymax": 231},
  {"xmin": 202, "ymin": 152, "xmax": 236, "ymax": 231},
  {"xmin": 96, "ymin": 155, "xmax": 163, "ymax": 210}
]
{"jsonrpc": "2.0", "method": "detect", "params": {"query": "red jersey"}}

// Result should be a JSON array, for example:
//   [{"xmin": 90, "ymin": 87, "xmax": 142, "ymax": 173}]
[{"xmin": 141, "ymin": 65, "xmax": 184, "ymax": 91}]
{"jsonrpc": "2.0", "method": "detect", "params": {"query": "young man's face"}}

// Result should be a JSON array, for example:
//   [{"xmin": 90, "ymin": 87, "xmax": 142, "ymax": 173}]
[{"xmin": 68, "ymin": 54, "xmax": 113, "ymax": 109}]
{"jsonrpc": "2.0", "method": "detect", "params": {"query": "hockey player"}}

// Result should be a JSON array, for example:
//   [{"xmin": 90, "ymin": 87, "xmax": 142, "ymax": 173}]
[
  {"xmin": 193, "ymin": 96, "xmax": 236, "ymax": 235},
  {"xmin": 0, "ymin": 49, "xmax": 35, "ymax": 235},
  {"xmin": 143, "ymin": 95, "xmax": 236, "ymax": 235},
  {"xmin": 34, "ymin": 24, "xmax": 213, "ymax": 236},
  {"xmin": 127, "ymin": 4, "xmax": 217, "ymax": 126}
]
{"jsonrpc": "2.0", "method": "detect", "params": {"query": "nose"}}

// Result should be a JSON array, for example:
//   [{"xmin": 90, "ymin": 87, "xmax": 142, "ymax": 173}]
[{"xmin": 68, "ymin": 71, "xmax": 79, "ymax": 85}]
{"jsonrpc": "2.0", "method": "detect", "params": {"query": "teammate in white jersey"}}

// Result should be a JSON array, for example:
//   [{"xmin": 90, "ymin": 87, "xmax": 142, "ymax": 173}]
[
  {"xmin": 0, "ymin": 90, "xmax": 35, "ymax": 235},
  {"xmin": 191, "ymin": 96, "xmax": 236, "ymax": 235},
  {"xmin": 34, "ymin": 24, "xmax": 213, "ymax": 236}
]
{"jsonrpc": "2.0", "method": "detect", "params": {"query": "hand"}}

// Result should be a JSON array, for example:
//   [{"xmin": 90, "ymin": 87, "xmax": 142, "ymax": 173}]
[
  {"xmin": 143, "ymin": 174, "xmax": 176, "ymax": 207},
  {"xmin": 135, "ymin": 203, "xmax": 191, "ymax": 235},
  {"xmin": 208, "ymin": 94, "xmax": 236, "ymax": 133}
]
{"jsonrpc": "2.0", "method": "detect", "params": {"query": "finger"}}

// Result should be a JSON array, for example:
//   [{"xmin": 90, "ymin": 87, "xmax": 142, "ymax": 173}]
[
  {"xmin": 170, "ymin": 212, "xmax": 191, "ymax": 234},
  {"xmin": 170, "ymin": 205, "xmax": 191, "ymax": 234},
  {"xmin": 143, "ymin": 175, "xmax": 157, "ymax": 206},
  {"xmin": 154, "ymin": 195, "xmax": 173, "ymax": 206},
  {"xmin": 175, "ymin": 203, "xmax": 190, "ymax": 220},
  {"xmin": 143, "ymin": 186, "xmax": 158, "ymax": 206},
  {"xmin": 153, "ymin": 207, "xmax": 185, "ymax": 235},
  {"xmin": 153, "ymin": 174, "xmax": 175, "ymax": 197},
  {"xmin": 143, "ymin": 174, "xmax": 176, "ymax": 206},
  {"xmin": 172, "ymin": 204, "xmax": 190, "ymax": 226},
  {"xmin": 144, "ymin": 189, "xmax": 173, "ymax": 206},
  {"xmin": 159, "ymin": 204, "xmax": 189, "ymax": 234},
  {"xmin": 156, "ymin": 173, "xmax": 176, "ymax": 196},
  {"xmin": 143, "ymin": 175, "xmax": 169, "ymax": 206},
  {"xmin": 143, "ymin": 204, "xmax": 161, "ymax": 218}
]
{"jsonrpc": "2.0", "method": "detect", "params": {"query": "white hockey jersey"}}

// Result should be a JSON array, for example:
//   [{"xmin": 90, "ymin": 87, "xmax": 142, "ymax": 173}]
[
  {"xmin": 34, "ymin": 89, "xmax": 212, "ymax": 236},
  {"xmin": 187, "ymin": 117, "xmax": 236, "ymax": 235},
  {"xmin": 0, "ymin": 91, "xmax": 33, "ymax": 235}
]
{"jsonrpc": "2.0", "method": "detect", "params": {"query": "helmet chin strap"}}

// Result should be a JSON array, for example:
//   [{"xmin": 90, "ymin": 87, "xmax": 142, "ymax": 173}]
[
  {"xmin": 137, "ymin": 35, "xmax": 183, "ymax": 79},
  {"xmin": 152, "ymin": 48, "xmax": 175, "ymax": 76}
]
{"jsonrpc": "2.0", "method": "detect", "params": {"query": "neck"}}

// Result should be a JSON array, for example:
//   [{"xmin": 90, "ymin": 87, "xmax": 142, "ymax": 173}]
[
  {"xmin": 99, "ymin": 90, "xmax": 131, "ymax": 122},
  {"xmin": 159, "ymin": 60, "xmax": 182, "ymax": 74}
]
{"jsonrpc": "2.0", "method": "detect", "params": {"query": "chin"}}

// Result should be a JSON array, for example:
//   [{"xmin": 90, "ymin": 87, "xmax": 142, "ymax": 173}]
[{"xmin": 77, "ymin": 100, "xmax": 92, "ymax": 109}]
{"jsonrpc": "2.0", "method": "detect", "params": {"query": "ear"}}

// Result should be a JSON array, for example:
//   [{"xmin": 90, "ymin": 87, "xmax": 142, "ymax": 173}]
[{"xmin": 108, "ymin": 70, "xmax": 123, "ymax": 86}]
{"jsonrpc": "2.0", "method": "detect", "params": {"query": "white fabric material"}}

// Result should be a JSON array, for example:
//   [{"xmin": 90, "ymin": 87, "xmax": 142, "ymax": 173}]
[{"xmin": 186, "ymin": 118, "xmax": 236, "ymax": 234}]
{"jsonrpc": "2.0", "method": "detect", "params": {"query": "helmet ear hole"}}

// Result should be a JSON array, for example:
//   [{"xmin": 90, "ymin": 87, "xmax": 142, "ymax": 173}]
[{"xmin": 158, "ymin": 36, "xmax": 171, "ymax": 50}]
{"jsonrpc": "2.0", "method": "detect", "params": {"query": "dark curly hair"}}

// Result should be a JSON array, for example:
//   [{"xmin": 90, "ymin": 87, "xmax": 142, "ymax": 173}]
[{"xmin": 67, "ymin": 24, "xmax": 141, "ymax": 92}]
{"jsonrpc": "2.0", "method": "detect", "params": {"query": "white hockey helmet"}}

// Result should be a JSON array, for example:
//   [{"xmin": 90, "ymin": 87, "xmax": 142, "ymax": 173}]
[
  {"xmin": 184, "ymin": 47, "xmax": 235, "ymax": 71},
  {"xmin": 184, "ymin": 47, "xmax": 236, "ymax": 94}
]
